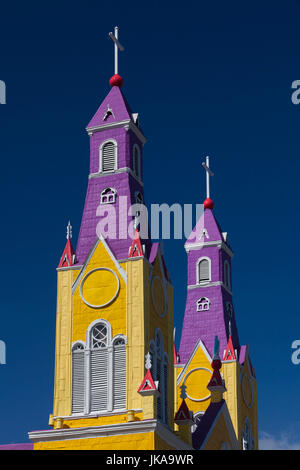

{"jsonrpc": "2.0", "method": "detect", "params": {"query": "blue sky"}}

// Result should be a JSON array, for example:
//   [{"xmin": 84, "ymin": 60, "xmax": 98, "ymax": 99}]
[{"xmin": 0, "ymin": 0, "xmax": 300, "ymax": 448}]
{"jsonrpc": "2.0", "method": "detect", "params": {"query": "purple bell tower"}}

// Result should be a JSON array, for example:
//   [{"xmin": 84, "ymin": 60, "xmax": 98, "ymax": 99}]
[
  {"xmin": 179, "ymin": 157, "xmax": 240, "ymax": 362},
  {"xmin": 76, "ymin": 29, "xmax": 147, "ymax": 264}
]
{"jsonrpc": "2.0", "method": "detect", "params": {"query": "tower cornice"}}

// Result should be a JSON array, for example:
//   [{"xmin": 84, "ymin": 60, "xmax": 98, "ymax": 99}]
[
  {"xmin": 86, "ymin": 119, "xmax": 146, "ymax": 145},
  {"xmin": 88, "ymin": 166, "xmax": 144, "ymax": 186},
  {"xmin": 185, "ymin": 240, "xmax": 234, "ymax": 258}
]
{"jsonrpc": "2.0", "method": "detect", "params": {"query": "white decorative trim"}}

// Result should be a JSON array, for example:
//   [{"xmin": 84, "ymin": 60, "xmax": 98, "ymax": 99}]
[
  {"xmin": 28, "ymin": 419, "xmax": 192, "ymax": 449},
  {"xmin": 177, "ymin": 339, "xmax": 212, "ymax": 386},
  {"xmin": 80, "ymin": 267, "xmax": 120, "ymax": 309},
  {"xmin": 53, "ymin": 409, "xmax": 143, "ymax": 421},
  {"xmin": 72, "ymin": 340, "xmax": 86, "ymax": 350},
  {"xmin": 187, "ymin": 281, "xmax": 232, "ymax": 295},
  {"xmin": 72, "ymin": 234, "xmax": 127, "ymax": 295},
  {"xmin": 182, "ymin": 368, "xmax": 212, "ymax": 402},
  {"xmin": 89, "ymin": 166, "xmax": 144, "ymax": 187},
  {"xmin": 57, "ymin": 265, "xmax": 83, "ymax": 272},
  {"xmin": 86, "ymin": 119, "xmax": 146, "ymax": 146},
  {"xmin": 185, "ymin": 240, "xmax": 234, "ymax": 258}
]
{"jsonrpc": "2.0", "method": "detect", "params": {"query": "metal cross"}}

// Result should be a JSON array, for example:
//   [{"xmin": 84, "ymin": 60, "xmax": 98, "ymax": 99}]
[
  {"xmin": 202, "ymin": 156, "xmax": 214, "ymax": 199},
  {"xmin": 109, "ymin": 26, "xmax": 124, "ymax": 75}
]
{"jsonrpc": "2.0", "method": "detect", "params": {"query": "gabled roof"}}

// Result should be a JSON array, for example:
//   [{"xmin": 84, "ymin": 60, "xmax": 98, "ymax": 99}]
[
  {"xmin": 223, "ymin": 336, "xmax": 236, "ymax": 361},
  {"xmin": 192, "ymin": 400, "xmax": 239, "ymax": 450},
  {"xmin": 86, "ymin": 86, "xmax": 134, "ymax": 129},
  {"xmin": 137, "ymin": 369, "xmax": 159, "ymax": 396},
  {"xmin": 129, "ymin": 229, "xmax": 143, "ymax": 258},
  {"xmin": 192, "ymin": 400, "xmax": 225, "ymax": 449},
  {"xmin": 185, "ymin": 209, "xmax": 223, "ymax": 246},
  {"xmin": 58, "ymin": 239, "xmax": 76, "ymax": 268},
  {"xmin": 174, "ymin": 399, "xmax": 192, "ymax": 424}
]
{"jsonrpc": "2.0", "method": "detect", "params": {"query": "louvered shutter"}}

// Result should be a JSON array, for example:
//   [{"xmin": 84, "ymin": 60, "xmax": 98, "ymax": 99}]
[
  {"xmin": 113, "ymin": 345, "xmax": 126, "ymax": 409},
  {"xmin": 90, "ymin": 348, "xmax": 108, "ymax": 412},
  {"xmin": 163, "ymin": 362, "xmax": 168, "ymax": 424},
  {"xmin": 72, "ymin": 350, "xmax": 85, "ymax": 414},
  {"xmin": 199, "ymin": 259, "xmax": 210, "ymax": 281},
  {"xmin": 102, "ymin": 142, "xmax": 116, "ymax": 172}
]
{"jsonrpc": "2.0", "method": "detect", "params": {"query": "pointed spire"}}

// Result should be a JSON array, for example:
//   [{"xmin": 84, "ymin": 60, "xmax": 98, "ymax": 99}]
[
  {"xmin": 58, "ymin": 222, "xmax": 76, "ymax": 268},
  {"xmin": 137, "ymin": 352, "xmax": 160, "ymax": 396},
  {"xmin": 129, "ymin": 228, "xmax": 143, "ymax": 258},
  {"xmin": 223, "ymin": 326, "xmax": 236, "ymax": 361},
  {"xmin": 174, "ymin": 385, "xmax": 193, "ymax": 425},
  {"xmin": 207, "ymin": 336, "xmax": 226, "ymax": 396}
]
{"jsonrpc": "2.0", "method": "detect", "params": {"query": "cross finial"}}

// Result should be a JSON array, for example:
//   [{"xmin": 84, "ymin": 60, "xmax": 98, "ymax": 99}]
[
  {"xmin": 145, "ymin": 352, "xmax": 152, "ymax": 370},
  {"xmin": 180, "ymin": 384, "xmax": 187, "ymax": 400},
  {"xmin": 66, "ymin": 220, "xmax": 72, "ymax": 240},
  {"xmin": 109, "ymin": 26, "xmax": 124, "ymax": 76},
  {"xmin": 202, "ymin": 156, "xmax": 214, "ymax": 200}
]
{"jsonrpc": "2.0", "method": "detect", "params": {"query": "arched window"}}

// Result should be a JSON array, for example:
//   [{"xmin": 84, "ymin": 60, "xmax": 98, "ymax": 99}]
[
  {"xmin": 242, "ymin": 417, "xmax": 254, "ymax": 450},
  {"xmin": 197, "ymin": 257, "xmax": 211, "ymax": 284},
  {"xmin": 72, "ymin": 342, "xmax": 85, "ymax": 414},
  {"xmin": 71, "ymin": 320, "xmax": 127, "ymax": 415},
  {"xmin": 150, "ymin": 330, "xmax": 168, "ymax": 425},
  {"xmin": 226, "ymin": 302, "xmax": 233, "ymax": 318},
  {"xmin": 100, "ymin": 187, "xmax": 117, "ymax": 204},
  {"xmin": 133, "ymin": 144, "xmax": 141, "ymax": 179},
  {"xmin": 197, "ymin": 297, "xmax": 211, "ymax": 312},
  {"xmin": 100, "ymin": 140, "xmax": 117, "ymax": 172},
  {"xmin": 113, "ymin": 336, "xmax": 126, "ymax": 410},
  {"xmin": 163, "ymin": 354, "xmax": 169, "ymax": 425},
  {"xmin": 224, "ymin": 260, "xmax": 231, "ymax": 289},
  {"xmin": 90, "ymin": 323, "xmax": 109, "ymax": 412}
]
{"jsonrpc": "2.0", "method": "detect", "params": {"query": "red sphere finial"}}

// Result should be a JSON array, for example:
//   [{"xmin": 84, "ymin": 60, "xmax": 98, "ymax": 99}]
[
  {"xmin": 204, "ymin": 197, "xmax": 214, "ymax": 210},
  {"xmin": 109, "ymin": 74, "xmax": 124, "ymax": 88}
]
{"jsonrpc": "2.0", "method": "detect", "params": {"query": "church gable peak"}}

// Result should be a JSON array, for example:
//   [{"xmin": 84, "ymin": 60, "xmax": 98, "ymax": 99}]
[
  {"xmin": 86, "ymin": 86, "xmax": 133, "ymax": 130},
  {"xmin": 185, "ymin": 209, "xmax": 223, "ymax": 249}
]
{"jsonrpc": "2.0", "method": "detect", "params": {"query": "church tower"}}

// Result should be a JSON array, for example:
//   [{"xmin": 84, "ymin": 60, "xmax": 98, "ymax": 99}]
[
  {"xmin": 176, "ymin": 158, "xmax": 259, "ymax": 450},
  {"xmin": 23, "ymin": 28, "xmax": 259, "ymax": 451},
  {"xmin": 28, "ymin": 28, "xmax": 189, "ymax": 451}
]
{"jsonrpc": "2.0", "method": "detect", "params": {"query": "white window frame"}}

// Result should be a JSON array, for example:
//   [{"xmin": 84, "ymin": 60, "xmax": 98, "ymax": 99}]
[
  {"xmin": 100, "ymin": 187, "xmax": 117, "ymax": 204},
  {"xmin": 99, "ymin": 139, "xmax": 118, "ymax": 173},
  {"xmin": 197, "ymin": 297, "xmax": 211, "ymax": 312},
  {"xmin": 71, "ymin": 341, "xmax": 86, "ymax": 415},
  {"xmin": 71, "ymin": 319, "xmax": 127, "ymax": 416},
  {"xmin": 196, "ymin": 257, "xmax": 211, "ymax": 284}
]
